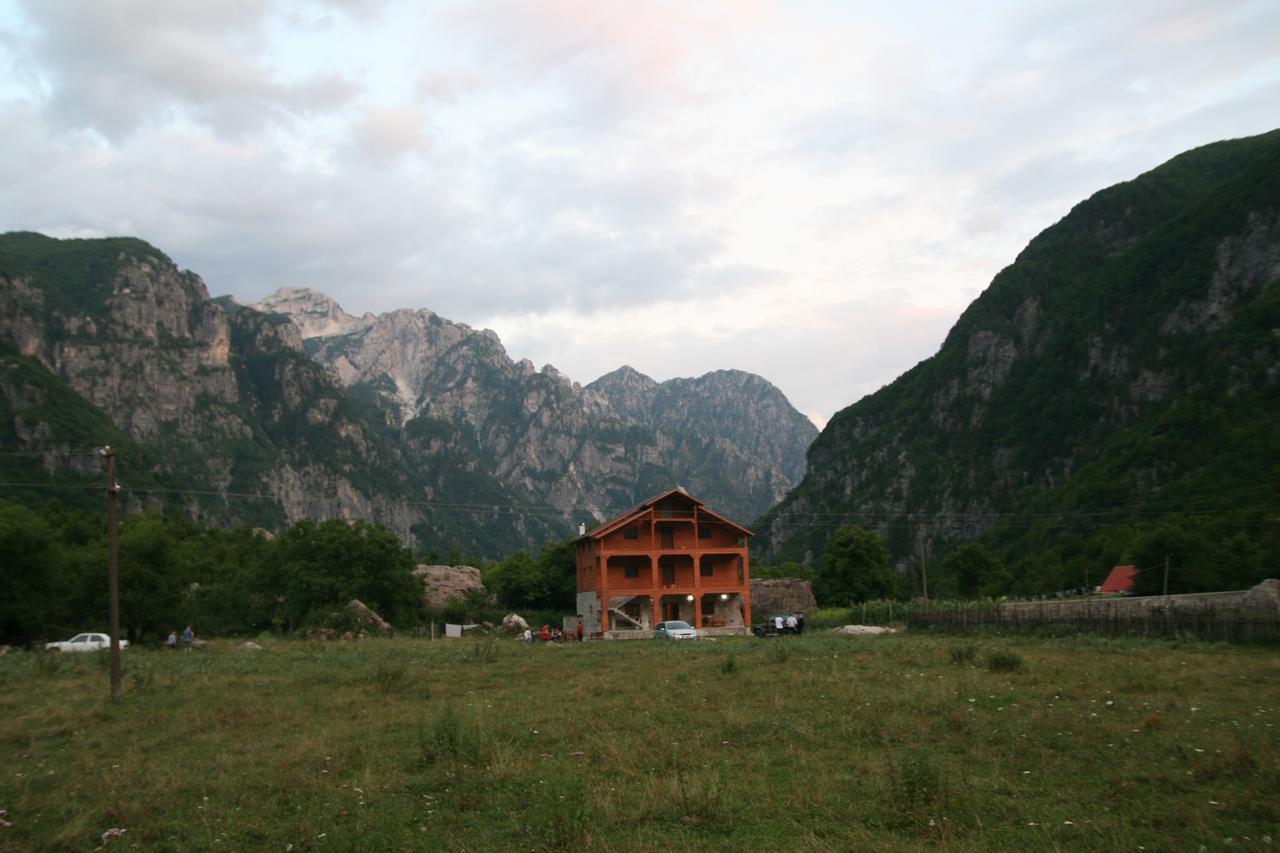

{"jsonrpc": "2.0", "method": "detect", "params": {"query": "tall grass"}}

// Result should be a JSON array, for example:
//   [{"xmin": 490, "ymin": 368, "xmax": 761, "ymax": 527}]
[
  {"xmin": 806, "ymin": 599, "xmax": 908, "ymax": 629},
  {"xmin": 0, "ymin": 634, "xmax": 1276, "ymax": 850}
]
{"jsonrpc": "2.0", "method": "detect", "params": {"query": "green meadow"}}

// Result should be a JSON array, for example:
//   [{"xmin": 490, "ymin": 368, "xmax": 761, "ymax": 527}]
[{"xmin": 1, "ymin": 633, "xmax": 1277, "ymax": 851}]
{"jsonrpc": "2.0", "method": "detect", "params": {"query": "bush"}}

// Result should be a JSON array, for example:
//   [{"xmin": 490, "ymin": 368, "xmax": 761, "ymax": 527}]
[
  {"xmin": 986, "ymin": 651, "xmax": 1024, "ymax": 672},
  {"xmin": 949, "ymin": 644, "xmax": 977, "ymax": 665}
]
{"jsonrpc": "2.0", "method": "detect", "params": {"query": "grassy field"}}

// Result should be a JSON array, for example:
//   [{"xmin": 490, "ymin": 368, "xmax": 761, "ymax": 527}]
[{"xmin": 1, "ymin": 632, "xmax": 1277, "ymax": 851}]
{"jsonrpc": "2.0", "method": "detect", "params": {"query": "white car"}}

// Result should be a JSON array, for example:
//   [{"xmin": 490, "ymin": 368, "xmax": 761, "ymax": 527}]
[
  {"xmin": 44, "ymin": 633, "xmax": 128, "ymax": 652},
  {"xmin": 654, "ymin": 620, "xmax": 698, "ymax": 640}
]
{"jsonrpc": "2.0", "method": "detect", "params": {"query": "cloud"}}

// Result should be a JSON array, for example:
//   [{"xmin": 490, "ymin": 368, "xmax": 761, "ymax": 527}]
[
  {"xmin": 12, "ymin": 0, "xmax": 361, "ymax": 138},
  {"xmin": 0, "ymin": 0, "xmax": 1276, "ymax": 424}
]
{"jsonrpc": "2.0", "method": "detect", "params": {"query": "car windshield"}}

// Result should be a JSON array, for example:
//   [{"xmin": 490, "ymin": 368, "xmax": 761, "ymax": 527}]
[{"xmin": 663, "ymin": 621, "xmax": 692, "ymax": 630}]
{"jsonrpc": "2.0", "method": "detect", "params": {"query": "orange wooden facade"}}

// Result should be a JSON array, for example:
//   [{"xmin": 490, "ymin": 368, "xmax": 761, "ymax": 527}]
[{"xmin": 575, "ymin": 488, "xmax": 752, "ymax": 635}]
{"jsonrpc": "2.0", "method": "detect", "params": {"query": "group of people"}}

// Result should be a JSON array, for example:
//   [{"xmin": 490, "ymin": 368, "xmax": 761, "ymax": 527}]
[
  {"xmin": 165, "ymin": 626, "xmax": 194, "ymax": 650},
  {"xmin": 522, "ymin": 623, "xmax": 585, "ymax": 643},
  {"xmin": 772, "ymin": 613, "xmax": 806, "ymax": 635}
]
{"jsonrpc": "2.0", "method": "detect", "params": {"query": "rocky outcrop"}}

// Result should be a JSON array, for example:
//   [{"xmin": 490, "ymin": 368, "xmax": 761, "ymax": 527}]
[
  {"xmin": 750, "ymin": 578, "xmax": 817, "ymax": 616},
  {"xmin": 347, "ymin": 599, "xmax": 392, "ymax": 637},
  {"xmin": 414, "ymin": 564, "xmax": 489, "ymax": 609},
  {"xmin": 1242, "ymin": 579, "xmax": 1280, "ymax": 613},
  {"xmin": 502, "ymin": 613, "xmax": 529, "ymax": 632}
]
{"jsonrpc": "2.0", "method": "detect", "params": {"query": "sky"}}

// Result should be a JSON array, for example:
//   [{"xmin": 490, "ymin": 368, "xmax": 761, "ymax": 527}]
[{"xmin": 0, "ymin": 1, "xmax": 1276, "ymax": 427}]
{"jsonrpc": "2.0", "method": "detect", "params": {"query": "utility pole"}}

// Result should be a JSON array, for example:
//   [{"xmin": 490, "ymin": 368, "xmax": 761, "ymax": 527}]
[
  {"xmin": 103, "ymin": 446, "xmax": 122, "ymax": 702},
  {"xmin": 919, "ymin": 543, "xmax": 929, "ymax": 603},
  {"xmin": 1162, "ymin": 554, "xmax": 1170, "ymax": 597}
]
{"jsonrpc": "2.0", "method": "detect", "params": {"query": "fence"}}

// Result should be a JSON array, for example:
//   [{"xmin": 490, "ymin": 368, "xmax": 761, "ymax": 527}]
[{"xmin": 907, "ymin": 592, "xmax": 1280, "ymax": 644}]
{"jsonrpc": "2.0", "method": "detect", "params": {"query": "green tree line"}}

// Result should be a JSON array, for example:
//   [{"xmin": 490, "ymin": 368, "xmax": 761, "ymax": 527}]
[
  {"xmin": 756, "ymin": 518, "xmax": 1276, "ymax": 608},
  {"xmin": 0, "ymin": 499, "xmax": 584, "ymax": 647}
]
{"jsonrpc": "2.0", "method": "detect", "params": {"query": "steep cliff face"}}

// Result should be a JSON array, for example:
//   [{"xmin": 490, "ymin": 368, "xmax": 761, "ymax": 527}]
[
  {"xmin": 756, "ymin": 130, "xmax": 1280, "ymax": 577},
  {"xmin": 0, "ymin": 233, "xmax": 431, "ymax": 541},
  {"xmin": 255, "ymin": 290, "xmax": 815, "ymax": 524}
]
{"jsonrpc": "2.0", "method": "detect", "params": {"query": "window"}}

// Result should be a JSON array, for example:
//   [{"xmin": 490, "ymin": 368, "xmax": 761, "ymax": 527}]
[
  {"xmin": 700, "ymin": 557, "xmax": 714, "ymax": 577},
  {"xmin": 698, "ymin": 524, "xmax": 711, "ymax": 539},
  {"xmin": 624, "ymin": 564, "xmax": 640, "ymax": 579},
  {"xmin": 623, "ymin": 526, "xmax": 638, "ymax": 540}
]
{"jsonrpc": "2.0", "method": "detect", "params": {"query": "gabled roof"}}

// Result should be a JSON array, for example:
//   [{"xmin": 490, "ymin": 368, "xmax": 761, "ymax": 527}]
[
  {"xmin": 577, "ymin": 487, "xmax": 754, "ymax": 542},
  {"xmin": 1099, "ymin": 565, "xmax": 1139, "ymax": 594}
]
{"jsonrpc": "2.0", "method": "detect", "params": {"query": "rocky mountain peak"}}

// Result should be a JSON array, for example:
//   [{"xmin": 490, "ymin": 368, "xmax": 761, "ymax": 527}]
[{"xmin": 253, "ymin": 287, "xmax": 369, "ymax": 339}]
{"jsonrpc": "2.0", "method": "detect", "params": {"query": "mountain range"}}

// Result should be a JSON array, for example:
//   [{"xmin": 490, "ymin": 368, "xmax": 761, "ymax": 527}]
[
  {"xmin": 3, "ymin": 128, "xmax": 1276, "ymax": 591},
  {"xmin": 0, "ymin": 238, "xmax": 815, "ymax": 557},
  {"xmin": 757, "ymin": 128, "xmax": 1279, "ymax": 594}
]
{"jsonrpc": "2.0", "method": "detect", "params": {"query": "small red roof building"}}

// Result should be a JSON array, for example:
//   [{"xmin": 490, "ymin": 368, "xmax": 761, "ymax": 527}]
[
  {"xmin": 574, "ymin": 487, "xmax": 753, "ymax": 637},
  {"xmin": 1098, "ymin": 565, "xmax": 1140, "ymax": 594}
]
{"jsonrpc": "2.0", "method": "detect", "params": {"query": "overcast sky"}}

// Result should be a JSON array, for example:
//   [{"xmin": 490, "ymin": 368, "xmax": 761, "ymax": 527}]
[{"xmin": 0, "ymin": 1, "xmax": 1276, "ymax": 426}]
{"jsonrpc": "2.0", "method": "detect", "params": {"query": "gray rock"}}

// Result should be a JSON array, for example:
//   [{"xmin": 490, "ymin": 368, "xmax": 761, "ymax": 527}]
[
  {"xmin": 502, "ymin": 613, "xmax": 529, "ymax": 632},
  {"xmin": 347, "ymin": 598, "xmax": 392, "ymax": 637},
  {"xmin": 237, "ymin": 641, "xmax": 263, "ymax": 651},
  {"xmin": 1242, "ymin": 578, "xmax": 1280, "ymax": 612},
  {"xmin": 414, "ymin": 565, "xmax": 489, "ymax": 610}
]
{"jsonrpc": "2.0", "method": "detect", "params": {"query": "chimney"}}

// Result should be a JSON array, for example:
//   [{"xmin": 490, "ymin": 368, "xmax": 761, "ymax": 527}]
[{"xmin": 578, "ymin": 522, "xmax": 586, "ymax": 536}]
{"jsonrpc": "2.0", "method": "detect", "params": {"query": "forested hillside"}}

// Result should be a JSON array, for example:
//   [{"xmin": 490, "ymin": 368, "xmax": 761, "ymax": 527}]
[{"xmin": 757, "ymin": 129, "xmax": 1280, "ymax": 596}]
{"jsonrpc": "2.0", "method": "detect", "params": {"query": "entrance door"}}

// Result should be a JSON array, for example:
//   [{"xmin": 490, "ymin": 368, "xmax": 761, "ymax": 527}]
[
  {"xmin": 660, "ymin": 557, "xmax": 676, "ymax": 587},
  {"xmin": 662, "ymin": 600, "xmax": 680, "ymax": 621}
]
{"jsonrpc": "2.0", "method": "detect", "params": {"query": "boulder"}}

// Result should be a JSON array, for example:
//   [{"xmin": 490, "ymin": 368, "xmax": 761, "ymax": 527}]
[
  {"xmin": 237, "ymin": 641, "xmax": 263, "ymax": 652},
  {"xmin": 1242, "ymin": 579, "xmax": 1280, "ymax": 612},
  {"xmin": 347, "ymin": 599, "xmax": 392, "ymax": 637},
  {"xmin": 833, "ymin": 625, "xmax": 897, "ymax": 636},
  {"xmin": 502, "ymin": 613, "xmax": 529, "ymax": 632},
  {"xmin": 750, "ymin": 578, "xmax": 817, "ymax": 617},
  {"xmin": 414, "ymin": 564, "xmax": 490, "ymax": 609}
]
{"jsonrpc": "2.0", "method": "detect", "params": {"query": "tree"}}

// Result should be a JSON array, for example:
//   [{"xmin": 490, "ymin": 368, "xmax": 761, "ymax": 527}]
[
  {"xmin": 264, "ymin": 519, "xmax": 419, "ymax": 630},
  {"xmin": 484, "ymin": 538, "xmax": 577, "ymax": 612},
  {"xmin": 0, "ymin": 505, "xmax": 69, "ymax": 643},
  {"xmin": 939, "ymin": 543, "xmax": 1011, "ymax": 599},
  {"xmin": 816, "ymin": 525, "xmax": 895, "ymax": 605},
  {"xmin": 117, "ymin": 512, "xmax": 189, "ymax": 643},
  {"xmin": 1126, "ymin": 519, "xmax": 1218, "ymax": 596}
]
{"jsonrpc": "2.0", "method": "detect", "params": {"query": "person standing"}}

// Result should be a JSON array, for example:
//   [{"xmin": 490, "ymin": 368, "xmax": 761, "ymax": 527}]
[
  {"xmin": 785, "ymin": 613, "xmax": 797, "ymax": 634},
  {"xmin": 522, "ymin": 627, "xmax": 532, "ymax": 644},
  {"xmin": 166, "ymin": 630, "xmax": 177, "ymax": 650},
  {"xmin": 576, "ymin": 621, "xmax": 584, "ymax": 642},
  {"xmin": 796, "ymin": 613, "xmax": 806, "ymax": 635},
  {"xmin": 182, "ymin": 625, "xmax": 193, "ymax": 651},
  {"xmin": 773, "ymin": 614, "xmax": 784, "ymax": 635}
]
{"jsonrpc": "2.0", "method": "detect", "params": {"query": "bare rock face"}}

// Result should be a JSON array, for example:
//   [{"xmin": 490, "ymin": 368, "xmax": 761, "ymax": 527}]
[
  {"xmin": 1242, "ymin": 579, "xmax": 1280, "ymax": 612},
  {"xmin": 347, "ymin": 599, "xmax": 392, "ymax": 637},
  {"xmin": 414, "ymin": 564, "xmax": 488, "ymax": 609},
  {"xmin": 750, "ymin": 578, "xmax": 817, "ymax": 616}
]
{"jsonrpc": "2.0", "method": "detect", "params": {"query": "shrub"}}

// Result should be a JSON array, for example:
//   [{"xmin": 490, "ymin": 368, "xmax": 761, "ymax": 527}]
[
  {"xmin": 949, "ymin": 644, "xmax": 977, "ymax": 665},
  {"xmin": 986, "ymin": 651, "xmax": 1024, "ymax": 672}
]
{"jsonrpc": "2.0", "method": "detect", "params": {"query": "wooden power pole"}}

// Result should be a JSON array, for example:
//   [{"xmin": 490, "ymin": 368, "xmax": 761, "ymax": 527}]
[
  {"xmin": 103, "ymin": 446, "xmax": 122, "ymax": 702},
  {"xmin": 919, "ymin": 542, "xmax": 929, "ymax": 603}
]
